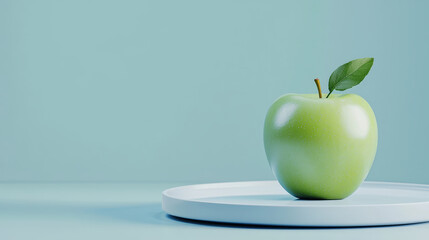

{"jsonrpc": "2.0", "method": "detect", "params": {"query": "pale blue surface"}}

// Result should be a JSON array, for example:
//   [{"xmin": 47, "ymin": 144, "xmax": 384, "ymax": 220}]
[
  {"xmin": 1, "ymin": 0, "xmax": 429, "ymax": 183},
  {"xmin": 0, "ymin": 182, "xmax": 429, "ymax": 240}
]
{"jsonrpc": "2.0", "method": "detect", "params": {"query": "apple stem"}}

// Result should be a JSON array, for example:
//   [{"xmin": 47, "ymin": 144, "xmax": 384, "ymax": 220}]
[
  {"xmin": 314, "ymin": 78, "xmax": 322, "ymax": 99},
  {"xmin": 326, "ymin": 90, "xmax": 333, "ymax": 98}
]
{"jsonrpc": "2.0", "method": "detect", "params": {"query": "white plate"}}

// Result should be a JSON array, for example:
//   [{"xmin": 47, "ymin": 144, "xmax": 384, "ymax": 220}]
[{"xmin": 162, "ymin": 181, "xmax": 429, "ymax": 227}]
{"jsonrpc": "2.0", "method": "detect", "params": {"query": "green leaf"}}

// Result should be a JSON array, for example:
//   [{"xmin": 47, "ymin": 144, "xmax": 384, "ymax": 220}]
[{"xmin": 328, "ymin": 58, "xmax": 374, "ymax": 96}]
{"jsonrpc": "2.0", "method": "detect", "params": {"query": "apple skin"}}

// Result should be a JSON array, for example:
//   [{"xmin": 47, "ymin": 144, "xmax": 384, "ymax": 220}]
[{"xmin": 264, "ymin": 93, "xmax": 377, "ymax": 200}]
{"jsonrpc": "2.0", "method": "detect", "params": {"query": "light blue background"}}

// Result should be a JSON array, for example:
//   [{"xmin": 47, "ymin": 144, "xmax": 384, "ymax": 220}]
[{"xmin": 1, "ymin": 0, "xmax": 428, "ymax": 183}]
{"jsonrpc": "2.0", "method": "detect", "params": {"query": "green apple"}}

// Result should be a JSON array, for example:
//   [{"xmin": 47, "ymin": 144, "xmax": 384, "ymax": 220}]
[
  {"xmin": 263, "ymin": 58, "xmax": 377, "ymax": 200},
  {"xmin": 264, "ymin": 93, "xmax": 377, "ymax": 199}
]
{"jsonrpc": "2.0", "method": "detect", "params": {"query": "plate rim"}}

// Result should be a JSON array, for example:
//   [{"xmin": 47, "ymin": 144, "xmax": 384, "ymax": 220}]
[
  {"xmin": 162, "ymin": 181, "xmax": 429, "ymax": 226},
  {"xmin": 162, "ymin": 180, "xmax": 429, "ymax": 208}
]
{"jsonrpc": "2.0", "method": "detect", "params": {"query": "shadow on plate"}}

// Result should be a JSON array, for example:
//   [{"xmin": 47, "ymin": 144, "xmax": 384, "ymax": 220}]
[
  {"xmin": 165, "ymin": 214, "xmax": 429, "ymax": 230},
  {"xmin": 92, "ymin": 202, "xmax": 429, "ymax": 229}
]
